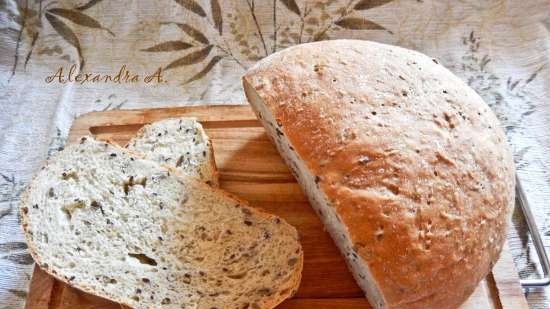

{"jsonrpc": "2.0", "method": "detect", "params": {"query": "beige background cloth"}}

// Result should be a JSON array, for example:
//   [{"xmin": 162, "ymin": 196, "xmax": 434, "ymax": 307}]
[{"xmin": 1, "ymin": 0, "xmax": 550, "ymax": 308}]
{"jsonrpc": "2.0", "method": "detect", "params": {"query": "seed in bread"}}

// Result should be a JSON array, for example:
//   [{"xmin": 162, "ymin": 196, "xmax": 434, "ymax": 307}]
[
  {"xmin": 21, "ymin": 136, "xmax": 303, "ymax": 309},
  {"xmin": 127, "ymin": 118, "xmax": 218, "ymax": 187}
]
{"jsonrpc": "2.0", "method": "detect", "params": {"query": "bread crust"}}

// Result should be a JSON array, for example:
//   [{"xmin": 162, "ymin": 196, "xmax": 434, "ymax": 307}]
[
  {"xmin": 243, "ymin": 40, "xmax": 515, "ymax": 309},
  {"xmin": 20, "ymin": 137, "xmax": 302, "ymax": 309}
]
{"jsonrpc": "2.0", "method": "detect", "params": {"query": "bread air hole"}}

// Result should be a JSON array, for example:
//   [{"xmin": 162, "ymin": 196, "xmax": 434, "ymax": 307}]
[
  {"xmin": 128, "ymin": 253, "xmax": 158, "ymax": 266},
  {"xmin": 375, "ymin": 226, "xmax": 384, "ymax": 241}
]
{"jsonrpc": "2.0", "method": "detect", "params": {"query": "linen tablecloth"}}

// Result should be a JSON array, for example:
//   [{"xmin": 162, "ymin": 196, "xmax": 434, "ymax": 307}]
[{"xmin": 1, "ymin": 0, "xmax": 549, "ymax": 308}]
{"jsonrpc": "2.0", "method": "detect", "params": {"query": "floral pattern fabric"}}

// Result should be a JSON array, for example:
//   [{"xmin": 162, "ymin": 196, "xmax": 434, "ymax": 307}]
[{"xmin": 1, "ymin": 0, "xmax": 550, "ymax": 308}]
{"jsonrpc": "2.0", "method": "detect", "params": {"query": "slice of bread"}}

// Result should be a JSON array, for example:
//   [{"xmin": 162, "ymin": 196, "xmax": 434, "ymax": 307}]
[
  {"xmin": 127, "ymin": 118, "xmax": 219, "ymax": 187},
  {"xmin": 21, "ymin": 136, "xmax": 302, "ymax": 309}
]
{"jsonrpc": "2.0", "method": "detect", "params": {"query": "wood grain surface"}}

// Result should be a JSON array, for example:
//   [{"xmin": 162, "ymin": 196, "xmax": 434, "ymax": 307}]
[{"xmin": 25, "ymin": 105, "xmax": 528, "ymax": 309}]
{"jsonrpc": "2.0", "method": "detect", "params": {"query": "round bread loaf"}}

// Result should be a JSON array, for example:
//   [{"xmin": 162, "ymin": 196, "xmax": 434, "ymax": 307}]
[{"xmin": 243, "ymin": 40, "xmax": 515, "ymax": 309}]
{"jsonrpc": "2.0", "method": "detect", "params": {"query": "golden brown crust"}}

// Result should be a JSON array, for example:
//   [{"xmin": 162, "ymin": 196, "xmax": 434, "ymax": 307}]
[{"xmin": 244, "ymin": 40, "xmax": 515, "ymax": 309}]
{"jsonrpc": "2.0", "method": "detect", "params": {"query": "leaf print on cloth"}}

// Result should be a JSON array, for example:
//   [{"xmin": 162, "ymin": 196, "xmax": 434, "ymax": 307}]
[
  {"xmin": 245, "ymin": 0, "xmax": 268, "ymax": 56},
  {"xmin": 211, "ymin": 0, "xmax": 223, "ymax": 34},
  {"xmin": 76, "ymin": 0, "xmax": 105, "ymax": 11},
  {"xmin": 142, "ymin": 0, "xmax": 395, "ymax": 85},
  {"xmin": 353, "ymin": 0, "xmax": 394, "ymax": 10},
  {"xmin": 175, "ymin": 0, "xmax": 207, "ymax": 17},
  {"xmin": 43, "ymin": 5, "xmax": 115, "ymax": 69},
  {"xmin": 145, "ymin": 19, "xmax": 222, "ymax": 75},
  {"xmin": 8, "ymin": 0, "xmax": 116, "ymax": 77},
  {"xmin": 0, "ymin": 206, "xmax": 10, "ymax": 221},
  {"xmin": 0, "ymin": 241, "xmax": 32, "ymax": 267},
  {"xmin": 141, "ymin": 41, "xmax": 193, "ymax": 52},
  {"xmin": 0, "ymin": 242, "xmax": 28, "ymax": 253},
  {"xmin": 0, "ymin": 174, "xmax": 26, "ymax": 223},
  {"xmin": 2, "ymin": 253, "xmax": 34, "ymax": 265},
  {"xmin": 311, "ymin": 0, "xmax": 393, "ymax": 41},
  {"xmin": 175, "ymin": 23, "xmax": 209, "ymax": 44},
  {"xmin": 184, "ymin": 55, "xmax": 222, "ymax": 84},
  {"xmin": 165, "ymin": 45, "xmax": 214, "ymax": 71},
  {"xmin": 8, "ymin": 289, "xmax": 27, "ymax": 299},
  {"xmin": 45, "ymin": 12, "xmax": 83, "ymax": 68},
  {"xmin": 10, "ymin": 0, "xmax": 114, "ymax": 71},
  {"xmin": 455, "ymin": 31, "xmax": 539, "ymax": 137},
  {"xmin": 280, "ymin": 0, "xmax": 301, "ymax": 16},
  {"xmin": 47, "ymin": 127, "xmax": 67, "ymax": 157},
  {"xmin": 142, "ymin": 0, "xmax": 248, "ymax": 83},
  {"xmin": 335, "ymin": 17, "xmax": 385, "ymax": 30},
  {"xmin": 47, "ymin": 8, "xmax": 114, "ymax": 36},
  {"xmin": 8, "ymin": 0, "xmax": 39, "ymax": 81}
]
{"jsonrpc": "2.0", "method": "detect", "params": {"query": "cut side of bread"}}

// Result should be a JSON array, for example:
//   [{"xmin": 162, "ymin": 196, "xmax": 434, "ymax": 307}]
[
  {"xmin": 127, "ymin": 118, "xmax": 219, "ymax": 187},
  {"xmin": 21, "ymin": 136, "xmax": 302, "ymax": 309},
  {"xmin": 245, "ymin": 85, "xmax": 384, "ymax": 309},
  {"xmin": 243, "ymin": 40, "xmax": 515, "ymax": 309},
  {"xmin": 245, "ymin": 85, "xmax": 384, "ymax": 308}
]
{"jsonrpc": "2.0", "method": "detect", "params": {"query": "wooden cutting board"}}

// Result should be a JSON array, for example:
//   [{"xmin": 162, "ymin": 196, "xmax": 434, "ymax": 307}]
[{"xmin": 25, "ymin": 105, "xmax": 528, "ymax": 309}]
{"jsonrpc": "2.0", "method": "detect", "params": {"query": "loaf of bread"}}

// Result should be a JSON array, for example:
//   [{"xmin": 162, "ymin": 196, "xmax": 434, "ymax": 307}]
[
  {"xmin": 127, "ymin": 118, "xmax": 218, "ymax": 187},
  {"xmin": 21, "ymin": 136, "xmax": 302, "ymax": 309},
  {"xmin": 243, "ymin": 40, "xmax": 515, "ymax": 309}
]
